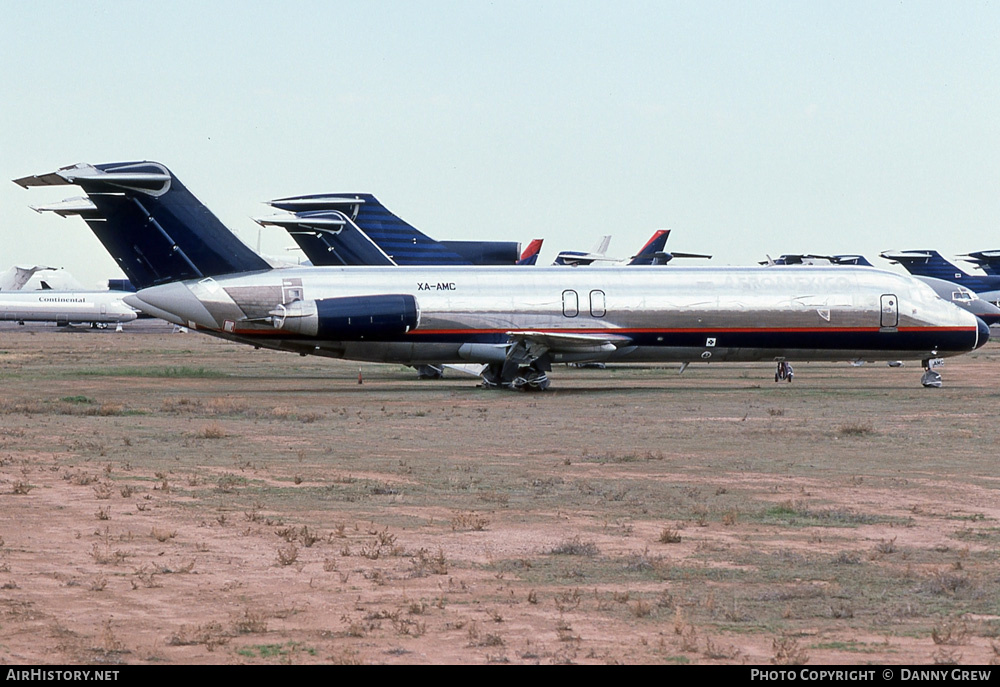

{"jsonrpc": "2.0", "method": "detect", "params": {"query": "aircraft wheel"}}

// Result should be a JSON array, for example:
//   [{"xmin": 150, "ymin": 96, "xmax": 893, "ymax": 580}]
[
  {"xmin": 530, "ymin": 374, "xmax": 550, "ymax": 391},
  {"xmin": 514, "ymin": 368, "xmax": 549, "ymax": 391},
  {"xmin": 480, "ymin": 364, "xmax": 504, "ymax": 389},
  {"xmin": 920, "ymin": 370, "xmax": 942, "ymax": 388},
  {"xmin": 415, "ymin": 364, "xmax": 444, "ymax": 380}
]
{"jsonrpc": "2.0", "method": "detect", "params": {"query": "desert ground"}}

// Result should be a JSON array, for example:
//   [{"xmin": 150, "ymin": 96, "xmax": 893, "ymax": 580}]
[{"xmin": 1, "ymin": 322, "xmax": 999, "ymax": 665}]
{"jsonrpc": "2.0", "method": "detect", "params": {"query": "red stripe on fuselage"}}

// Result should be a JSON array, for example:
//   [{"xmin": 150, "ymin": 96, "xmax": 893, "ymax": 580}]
[{"xmin": 221, "ymin": 325, "xmax": 976, "ymax": 337}]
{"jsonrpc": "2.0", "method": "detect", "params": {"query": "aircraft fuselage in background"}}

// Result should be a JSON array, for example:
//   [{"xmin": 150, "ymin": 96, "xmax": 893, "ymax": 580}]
[{"xmin": 0, "ymin": 291, "xmax": 137, "ymax": 326}]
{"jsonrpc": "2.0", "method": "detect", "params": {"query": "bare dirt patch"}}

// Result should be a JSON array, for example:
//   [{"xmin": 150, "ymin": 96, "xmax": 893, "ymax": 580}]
[{"xmin": 2, "ymin": 323, "xmax": 1000, "ymax": 664}]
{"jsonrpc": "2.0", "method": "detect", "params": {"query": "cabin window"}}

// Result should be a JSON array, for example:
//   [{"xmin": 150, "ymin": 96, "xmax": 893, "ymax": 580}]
[
  {"xmin": 590, "ymin": 290, "xmax": 606, "ymax": 317},
  {"xmin": 562, "ymin": 290, "xmax": 579, "ymax": 317}
]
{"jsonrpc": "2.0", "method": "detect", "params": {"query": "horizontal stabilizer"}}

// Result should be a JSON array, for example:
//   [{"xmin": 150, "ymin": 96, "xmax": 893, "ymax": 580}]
[
  {"xmin": 14, "ymin": 163, "xmax": 172, "ymax": 195},
  {"xmin": 880, "ymin": 250, "xmax": 937, "ymax": 262},
  {"xmin": 255, "ymin": 212, "xmax": 348, "ymax": 231},
  {"xmin": 267, "ymin": 194, "xmax": 366, "ymax": 214},
  {"xmin": 30, "ymin": 196, "xmax": 97, "ymax": 217},
  {"xmin": 258, "ymin": 209, "xmax": 397, "ymax": 266}
]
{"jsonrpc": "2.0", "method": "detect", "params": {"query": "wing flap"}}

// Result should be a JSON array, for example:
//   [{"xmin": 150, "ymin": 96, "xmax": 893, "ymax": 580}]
[{"xmin": 506, "ymin": 330, "xmax": 632, "ymax": 354}]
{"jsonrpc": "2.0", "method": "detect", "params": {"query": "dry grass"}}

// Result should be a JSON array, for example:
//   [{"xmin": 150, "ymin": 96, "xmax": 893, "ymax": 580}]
[{"xmin": 4, "ymin": 328, "xmax": 1000, "ymax": 664}]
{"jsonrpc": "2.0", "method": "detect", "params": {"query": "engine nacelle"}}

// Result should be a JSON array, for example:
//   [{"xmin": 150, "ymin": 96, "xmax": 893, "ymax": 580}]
[{"xmin": 270, "ymin": 294, "xmax": 419, "ymax": 339}]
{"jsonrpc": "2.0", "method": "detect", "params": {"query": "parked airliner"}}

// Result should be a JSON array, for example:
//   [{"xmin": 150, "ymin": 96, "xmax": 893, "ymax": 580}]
[
  {"xmin": 0, "ymin": 290, "xmax": 136, "ymax": 327},
  {"xmin": 15, "ymin": 161, "xmax": 987, "ymax": 389}
]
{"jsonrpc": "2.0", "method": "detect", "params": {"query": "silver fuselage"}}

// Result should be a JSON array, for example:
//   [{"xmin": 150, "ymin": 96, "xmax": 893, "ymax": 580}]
[
  {"xmin": 0, "ymin": 291, "xmax": 137, "ymax": 325},
  {"xmin": 126, "ymin": 265, "xmax": 985, "ymax": 366}
]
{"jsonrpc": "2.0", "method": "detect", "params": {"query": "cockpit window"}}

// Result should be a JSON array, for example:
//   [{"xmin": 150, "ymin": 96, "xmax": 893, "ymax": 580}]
[{"xmin": 952, "ymin": 291, "xmax": 972, "ymax": 302}]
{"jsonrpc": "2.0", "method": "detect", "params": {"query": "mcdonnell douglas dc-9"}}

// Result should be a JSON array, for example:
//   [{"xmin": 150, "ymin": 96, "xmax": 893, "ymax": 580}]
[
  {"xmin": 0, "ymin": 290, "xmax": 136, "ymax": 327},
  {"xmin": 15, "ymin": 161, "xmax": 988, "ymax": 389},
  {"xmin": 255, "ymin": 192, "xmax": 529, "ymax": 267}
]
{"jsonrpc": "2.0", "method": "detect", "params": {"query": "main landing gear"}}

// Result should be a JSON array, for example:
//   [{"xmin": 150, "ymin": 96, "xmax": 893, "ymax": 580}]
[
  {"xmin": 481, "ymin": 362, "xmax": 550, "ymax": 391},
  {"xmin": 480, "ymin": 340, "xmax": 552, "ymax": 391},
  {"xmin": 414, "ymin": 364, "xmax": 444, "ymax": 380},
  {"xmin": 774, "ymin": 361, "xmax": 794, "ymax": 383}
]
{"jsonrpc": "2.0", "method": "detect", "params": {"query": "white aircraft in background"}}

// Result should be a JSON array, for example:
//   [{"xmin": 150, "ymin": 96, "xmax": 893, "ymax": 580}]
[
  {"xmin": 0, "ymin": 265, "xmax": 85, "ymax": 291},
  {"xmin": 0, "ymin": 290, "xmax": 136, "ymax": 327}
]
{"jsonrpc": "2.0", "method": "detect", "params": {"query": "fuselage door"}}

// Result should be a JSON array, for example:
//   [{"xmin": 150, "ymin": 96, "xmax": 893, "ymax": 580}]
[{"xmin": 880, "ymin": 294, "xmax": 898, "ymax": 329}]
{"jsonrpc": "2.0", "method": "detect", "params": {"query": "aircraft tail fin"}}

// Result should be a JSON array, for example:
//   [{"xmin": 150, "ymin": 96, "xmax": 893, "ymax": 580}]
[
  {"xmin": 628, "ymin": 230, "xmax": 671, "ymax": 265},
  {"xmin": 0, "ymin": 265, "xmax": 55, "ymax": 291},
  {"xmin": 880, "ymin": 250, "xmax": 969, "ymax": 281},
  {"xmin": 960, "ymin": 250, "xmax": 1000, "ymax": 276},
  {"xmin": 553, "ymin": 236, "xmax": 614, "ymax": 266},
  {"xmin": 592, "ymin": 235, "xmax": 612, "ymax": 257},
  {"xmin": 16, "ymin": 162, "xmax": 270, "ymax": 289},
  {"xmin": 255, "ymin": 209, "xmax": 398, "ymax": 266},
  {"xmin": 517, "ymin": 239, "xmax": 544, "ymax": 265},
  {"xmin": 267, "ymin": 193, "xmax": 471, "ymax": 265},
  {"xmin": 829, "ymin": 254, "xmax": 874, "ymax": 267}
]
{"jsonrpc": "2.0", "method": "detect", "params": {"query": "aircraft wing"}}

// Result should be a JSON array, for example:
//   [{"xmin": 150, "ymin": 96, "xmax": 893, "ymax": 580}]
[{"xmin": 506, "ymin": 330, "xmax": 633, "ymax": 354}]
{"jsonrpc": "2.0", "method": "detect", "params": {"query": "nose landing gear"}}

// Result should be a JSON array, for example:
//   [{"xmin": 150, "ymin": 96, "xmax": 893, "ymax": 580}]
[
  {"xmin": 775, "ymin": 361, "xmax": 794, "ymax": 383},
  {"xmin": 920, "ymin": 359, "xmax": 942, "ymax": 388}
]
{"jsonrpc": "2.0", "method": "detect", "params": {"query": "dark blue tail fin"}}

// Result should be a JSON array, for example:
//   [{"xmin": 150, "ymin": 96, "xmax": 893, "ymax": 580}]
[
  {"xmin": 265, "ymin": 193, "xmax": 520, "ymax": 265},
  {"xmin": 960, "ymin": 250, "xmax": 1000, "ymax": 276},
  {"xmin": 879, "ymin": 250, "xmax": 1000, "ymax": 292},
  {"xmin": 255, "ymin": 208, "xmax": 397, "ymax": 266},
  {"xmin": 829, "ymin": 255, "xmax": 874, "ymax": 267},
  {"xmin": 268, "ymin": 193, "xmax": 470, "ymax": 264},
  {"xmin": 16, "ymin": 162, "xmax": 270, "ymax": 289}
]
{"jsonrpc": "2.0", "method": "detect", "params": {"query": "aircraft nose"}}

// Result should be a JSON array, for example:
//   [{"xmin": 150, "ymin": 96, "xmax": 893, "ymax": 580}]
[{"xmin": 977, "ymin": 316, "xmax": 991, "ymax": 349}]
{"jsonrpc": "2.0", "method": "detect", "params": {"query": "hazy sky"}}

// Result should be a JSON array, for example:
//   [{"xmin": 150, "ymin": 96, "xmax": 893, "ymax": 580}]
[{"xmin": 2, "ymin": 1, "xmax": 999, "ymax": 286}]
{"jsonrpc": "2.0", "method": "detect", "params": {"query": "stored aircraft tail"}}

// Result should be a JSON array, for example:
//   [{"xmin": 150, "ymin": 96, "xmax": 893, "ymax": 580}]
[
  {"xmin": 880, "ymin": 250, "xmax": 969, "ymax": 282},
  {"xmin": 255, "ymin": 205, "xmax": 398, "ymax": 267},
  {"xmin": 628, "ymin": 230, "xmax": 671, "ymax": 265},
  {"xmin": 960, "ymin": 250, "xmax": 1000, "ymax": 276},
  {"xmin": 517, "ymin": 238, "xmax": 544, "ymax": 265},
  {"xmin": 265, "ymin": 193, "xmax": 520, "ymax": 266},
  {"xmin": 15, "ymin": 162, "xmax": 270, "ymax": 289}
]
